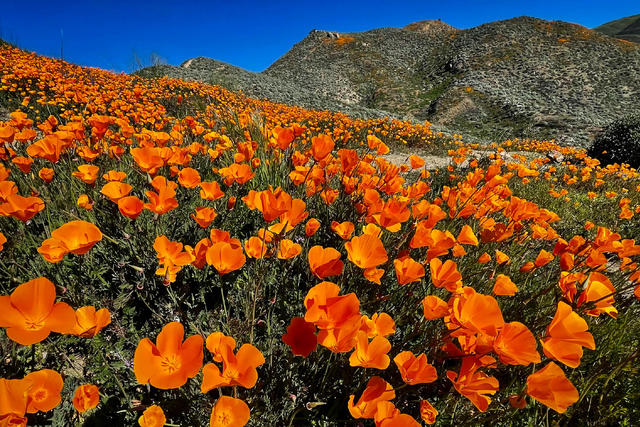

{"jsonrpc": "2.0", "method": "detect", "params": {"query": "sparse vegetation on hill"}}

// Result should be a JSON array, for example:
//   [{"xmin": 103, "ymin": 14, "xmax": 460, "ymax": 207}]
[
  {"xmin": 138, "ymin": 16, "xmax": 640, "ymax": 146},
  {"xmin": 595, "ymin": 14, "xmax": 640, "ymax": 44}
]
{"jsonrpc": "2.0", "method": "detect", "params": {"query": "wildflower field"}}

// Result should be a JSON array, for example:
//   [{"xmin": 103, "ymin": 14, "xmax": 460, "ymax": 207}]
[{"xmin": 0, "ymin": 42, "xmax": 639, "ymax": 426}]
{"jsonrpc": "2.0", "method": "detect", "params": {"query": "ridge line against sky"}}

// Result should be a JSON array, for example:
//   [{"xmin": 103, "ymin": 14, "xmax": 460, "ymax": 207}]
[{"xmin": 1, "ymin": 0, "xmax": 638, "ymax": 74}]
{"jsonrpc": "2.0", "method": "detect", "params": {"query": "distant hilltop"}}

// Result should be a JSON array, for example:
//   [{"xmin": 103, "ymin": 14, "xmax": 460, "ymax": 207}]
[{"xmin": 136, "ymin": 16, "xmax": 640, "ymax": 146}]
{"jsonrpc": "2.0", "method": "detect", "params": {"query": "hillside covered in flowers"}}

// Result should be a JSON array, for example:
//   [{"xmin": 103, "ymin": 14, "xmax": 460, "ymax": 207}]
[{"xmin": 0, "ymin": 42, "xmax": 639, "ymax": 426}]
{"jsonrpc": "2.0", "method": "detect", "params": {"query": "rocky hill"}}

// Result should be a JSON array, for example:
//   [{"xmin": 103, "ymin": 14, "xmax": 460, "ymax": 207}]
[
  {"xmin": 595, "ymin": 14, "xmax": 640, "ymax": 44},
  {"xmin": 137, "ymin": 16, "xmax": 640, "ymax": 145}
]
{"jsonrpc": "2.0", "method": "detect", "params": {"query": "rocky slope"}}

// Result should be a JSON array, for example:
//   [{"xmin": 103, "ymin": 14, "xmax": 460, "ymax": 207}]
[{"xmin": 137, "ymin": 16, "xmax": 640, "ymax": 146}]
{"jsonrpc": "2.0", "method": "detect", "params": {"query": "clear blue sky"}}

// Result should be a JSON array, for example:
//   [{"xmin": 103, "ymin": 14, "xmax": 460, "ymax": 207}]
[{"xmin": 1, "ymin": 1, "xmax": 637, "ymax": 73}]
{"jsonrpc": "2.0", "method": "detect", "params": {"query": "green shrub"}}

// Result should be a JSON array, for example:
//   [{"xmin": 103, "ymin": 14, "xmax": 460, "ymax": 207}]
[{"xmin": 588, "ymin": 115, "xmax": 640, "ymax": 168}]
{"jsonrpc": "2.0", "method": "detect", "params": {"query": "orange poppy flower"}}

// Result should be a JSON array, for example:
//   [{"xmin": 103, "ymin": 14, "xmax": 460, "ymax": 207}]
[
  {"xmin": 429, "ymin": 258, "xmax": 462, "ymax": 292},
  {"xmin": 420, "ymin": 400, "xmax": 438, "ymax": 425},
  {"xmin": 131, "ymin": 147, "xmax": 164, "ymax": 175},
  {"xmin": 359, "ymin": 313, "xmax": 395, "ymax": 338},
  {"xmin": 138, "ymin": 405, "xmax": 166, "ymax": 427},
  {"xmin": 201, "ymin": 343, "xmax": 265, "ymax": 391},
  {"xmin": 210, "ymin": 396, "xmax": 250, "ymax": 427},
  {"xmin": 394, "ymin": 351, "xmax": 437, "ymax": 385},
  {"xmin": 394, "ymin": 256, "xmax": 425, "ymax": 285},
  {"xmin": 26, "ymin": 135, "xmax": 65, "ymax": 163},
  {"xmin": 191, "ymin": 207, "xmax": 218, "ymax": 228},
  {"xmin": 102, "ymin": 170, "xmax": 127, "ymax": 182},
  {"xmin": 477, "ymin": 252, "xmax": 491, "ymax": 263},
  {"xmin": 243, "ymin": 188, "xmax": 293, "ymax": 223},
  {"xmin": 329, "ymin": 221, "xmax": 353, "ymax": 240},
  {"xmin": 0, "ymin": 194, "xmax": 45, "ymax": 222},
  {"xmin": 526, "ymin": 362, "xmax": 579, "ymax": 413},
  {"xmin": 409, "ymin": 155, "xmax": 425, "ymax": 169},
  {"xmin": 118, "ymin": 196, "xmax": 145, "ymax": 219},
  {"xmin": 198, "ymin": 181, "xmax": 225, "ymax": 201},
  {"xmin": 282, "ymin": 317, "xmax": 317, "ymax": 357},
  {"xmin": 446, "ymin": 357, "xmax": 499, "ymax": 412},
  {"xmin": 218, "ymin": 163, "xmax": 255, "ymax": 186},
  {"xmin": 304, "ymin": 282, "xmax": 361, "ymax": 331},
  {"xmin": 101, "ymin": 181, "xmax": 133, "ymax": 202},
  {"xmin": 363, "ymin": 267, "xmax": 385, "ymax": 284},
  {"xmin": 206, "ymin": 242, "xmax": 246, "ymax": 275},
  {"xmin": 277, "ymin": 239, "xmax": 301, "ymax": 259},
  {"xmin": 308, "ymin": 246, "xmax": 344, "ymax": 279},
  {"xmin": 422, "ymin": 295, "xmax": 449, "ymax": 320},
  {"xmin": 541, "ymin": 301, "xmax": 595, "ymax": 368},
  {"xmin": 23, "ymin": 369, "xmax": 63, "ymax": 413},
  {"xmin": 457, "ymin": 225, "xmax": 478, "ymax": 246},
  {"xmin": 495, "ymin": 250, "xmax": 510, "ymax": 265},
  {"xmin": 244, "ymin": 236, "xmax": 269, "ymax": 259},
  {"xmin": 348, "ymin": 376, "xmax": 395, "ymax": 419},
  {"xmin": 134, "ymin": 322, "xmax": 203, "ymax": 389},
  {"xmin": 0, "ymin": 232, "xmax": 5, "ymax": 252},
  {"xmin": 72, "ymin": 165, "xmax": 99, "ymax": 185},
  {"xmin": 450, "ymin": 288, "xmax": 505, "ymax": 338},
  {"xmin": 493, "ymin": 321, "xmax": 540, "ymax": 365},
  {"xmin": 12, "ymin": 157, "xmax": 32, "ymax": 174},
  {"xmin": 76, "ymin": 194, "xmax": 93, "ymax": 210},
  {"xmin": 305, "ymin": 218, "xmax": 321, "ymax": 237},
  {"xmin": 38, "ymin": 220, "xmax": 102, "ymax": 262},
  {"xmin": 493, "ymin": 274, "xmax": 518, "ymax": 296},
  {"xmin": 349, "ymin": 331, "xmax": 391, "ymax": 369},
  {"xmin": 177, "ymin": 167, "xmax": 201, "ymax": 188},
  {"xmin": 71, "ymin": 306, "xmax": 111, "ymax": 338},
  {"xmin": 0, "ymin": 378, "xmax": 29, "ymax": 418},
  {"xmin": 534, "ymin": 249, "xmax": 554, "ymax": 267},
  {"xmin": 0, "ymin": 277, "xmax": 75, "ymax": 345},
  {"xmin": 72, "ymin": 384, "xmax": 100, "ymax": 413},
  {"xmin": 576, "ymin": 272, "xmax": 617, "ymax": 318},
  {"xmin": 311, "ymin": 134, "xmax": 334, "ymax": 161},
  {"xmin": 345, "ymin": 234, "xmax": 388, "ymax": 269}
]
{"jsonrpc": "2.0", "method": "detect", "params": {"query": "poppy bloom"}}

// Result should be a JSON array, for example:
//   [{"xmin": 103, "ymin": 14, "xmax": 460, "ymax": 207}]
[
  {"xmin": 308, "ymin": 246, "xmax": 344, "ymax": 279},
  {"xmin": 118, "ymin": 196, "xmax": 145, "ymax": 219},
  {"xmin": 192, "ymin": 207, "xmax": 218, "ymax": 228},
  {"xmin": 72, "ymin": 165, "xmax": 100, "ymax": 185},
  {"xmin": 0, "ymin": 232, "xmax": 5, "ymax": 252},
  {"xmin": 394, "ymin": 351, "xmax": 437, "ymax": 385},
  {"xmin": 0, "ymin": 277, "xmax": 75, "ymax": 345},
  {"xmin": 71, "ymin": 306, "xmax": 111, "ymax": 338},
  {"xmin": 419, "ymin": 400, "xmax": 438, "ymax": 425},
  {"xmin": 72, "ymin": 384, "xmax": 100, "ymax": 413},
  {"xmin": 526, "ymin": 362, "xmax": 579, "ymax": 413},
  {"xmin": 0, "ymin": 194, "xmax": 45, "ymax": 222},
  {"xmin": 446, "ymin": 357, "xmax": 499, "ymax": 412},
  {"xmin": 131, "ymin": 147, "xmax": 164, "ymax": 175},
  {"xmin": 422, "ymin": 295, "xmax": 449, "ymax": 320},
  {"xmin": 277, "ymin": 239, "xmax": 301, "ymax": 259},
  {"xmin": 331, "ymin": 221, "xmax": 355, "ymax": 240},
  {"xmin": 429, "ymin": 258, "xmax": 462, "ymax": 292},
  {"xmin": 457, "ymin": 225, "xmax": 478, "ymax": 246},
  {"xmin": 242, "ymin": 188, "xmax": 292, "ymax": 222},
  {"xmin": 345, "ymin": 234, "xmax": 388, "ymax": 269},
  {"xmin": 394, "ymin": 257, "xmax": 425, "ymax": 285},
  {"xmin": 348, "ymin": 376, "xmax": 395, "ymax": 419},
  {"xmin": 138, "ymin": 405, "xmax": 166, "ymax": 427},
  {"xmin": 206, "ymin": 242, "xmax": 246, "ymax": 275},
  {"xmin": 201, "ymin": 343, "xmax": 265, "ymax": 391},
  {"xmin": 493, "ymin": 274, "xmax": 518, "ymax": 296},
  {"xmin": 349, "ymin": 331, "xmax": 391, "ymax": 369},
  {"xmin": 541, "ymin": 301, "xmax": 595, "ymax": 368},
  {"xmin": 509, "ymin": 394, "xmax": 527, "ymax": 409},
  {"xmin": 282, "ymin": 317, "xmax": 317, "ymax": 357},
  {"xmin": 12, "ymin": 157, "xmax": 32, "ymax": 174},
  {"xmin": 210, "ymin": 396, "xmax": 250, "ymax": 427},
  {"xmin": 311, "ymin": 134, "xmax": 334, "ymax": 161},
  {"xmin": 23, "ymin": 369, "xmax": 63, "ymax": 413},
  {"xmin": 38, "ymin": 220, "xmax": 102, "ymax": 262},
  {"xmin": 305, "ymin": 218, "xmax": 321, "ymax": 237},
  {"xmin": 493, "ymin": 322, "xmax": 540, "ymax": 365},
  {"xmin": 534, "ymin": 249, "xmax": 555, "ymax": 267},
  {"xmin": 76, "ymin": 194, "xmax": 93, "ymax": 210},
  {"xmin": 134, "ymin": 322, "xmax": 203, "ymax": 389},
  {"xmin": 101, "ymin": 181, "xmax": 133, "ymax": 202},
  {"xmin": 0, "ymin": 378, "xmax": 30, "ymax": 418},
  {"xmin": 177, "ymin": 167, "xmax": 201, "ymax": 188}
]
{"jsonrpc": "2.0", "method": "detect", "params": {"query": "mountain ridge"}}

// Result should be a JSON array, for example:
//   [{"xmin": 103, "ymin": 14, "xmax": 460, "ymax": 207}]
[{"xmin": 136, "ymin": 16, "xmax": 640, "ymax": 146}]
